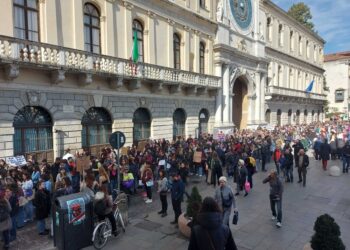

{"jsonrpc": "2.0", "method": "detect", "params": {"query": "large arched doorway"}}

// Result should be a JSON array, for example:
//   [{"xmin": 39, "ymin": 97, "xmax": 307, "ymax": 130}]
[
  {"xmin": 199, "ymin": 109, "xmax": 209, "ymax": 136},
  {"xmin": 304, "ymin": 109, "xmax": 308, "ymax": 123},
  {"xmin": 232, "ymin": 77, "xmax": 248, "ymax": 129},
  {"xmin": 173, "ymin": 108, "xmax": 186, "ymax": 140},
  {"xmin": 133, "ymin": 108, "xmax": 151, "ymax": 142},
  {"xmin": 13, "ymin": 106, "xmax": 53, "ymax": 163},
  {"xmin": 82, "ymin": 107, "xmax": 112, "ymax": 155}
]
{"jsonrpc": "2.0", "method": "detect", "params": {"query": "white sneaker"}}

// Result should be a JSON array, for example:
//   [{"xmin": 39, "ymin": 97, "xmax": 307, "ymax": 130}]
[
  {"xmin": 276, "ymin": 222, "xmax": 282, "ymax": 228},
  {"xmin": 271, "ymin": 216, "xmax": 276, "ymax": 220},
  {"xmin": 145, "ymin": 199, "xmax": 153, "ymax": 204}
]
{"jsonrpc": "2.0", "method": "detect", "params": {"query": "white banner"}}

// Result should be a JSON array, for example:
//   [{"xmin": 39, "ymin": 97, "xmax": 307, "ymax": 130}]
[{"xmin": 5, "ymin": 155, "xmax": 27, "ymax": 166}]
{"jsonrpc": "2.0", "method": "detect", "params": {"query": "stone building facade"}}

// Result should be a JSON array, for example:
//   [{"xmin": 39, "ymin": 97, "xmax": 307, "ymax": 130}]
[
  {"xmin": 0, "ymin": 0, "xmax": 327, "ymax": 162},
  {"xmin": 262, "ymin": 0, "xmax": 326, "ymax": 126},
  {"xmin": 324, "ymin": 52, "xmax": 350, "ymax": 119},
  {"xmin": 0, "ymin": 0, "xmax": 219, "ymax": 161}
]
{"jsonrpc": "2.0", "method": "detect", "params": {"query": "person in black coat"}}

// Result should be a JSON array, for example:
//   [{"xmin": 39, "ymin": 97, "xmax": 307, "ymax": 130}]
[
  {"xmin": 33, "ymin": 181, "xmax": 51, "ymax": 235},
  {"xmin": 320, "ymin": 139, "xmax": 331, "ymax": 171},
  {"xmin": 297, "ymin": 149, "xmax": 309, "ymax": 187},
  {"xmin": 292, "ymin": 140, "xmax": 304, "ymax": 168},
  {"xmin": 188, "ymin": 197, "xmax": 237, "ymax": 250},
  {"xmin": 283, "ymin": 148, "xmax": 294, "ymax": 182}
]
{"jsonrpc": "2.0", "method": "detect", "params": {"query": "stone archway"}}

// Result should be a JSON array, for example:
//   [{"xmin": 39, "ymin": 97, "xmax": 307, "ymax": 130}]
[{"xmin": 232, "ymin": 76, "xmax": 248, "ymax": 129}]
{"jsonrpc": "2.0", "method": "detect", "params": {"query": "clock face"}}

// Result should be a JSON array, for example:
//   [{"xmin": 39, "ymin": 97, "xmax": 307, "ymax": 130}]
[{"xmin": 229, "ymin": 0, "xmax": 253, "ymax": 30}]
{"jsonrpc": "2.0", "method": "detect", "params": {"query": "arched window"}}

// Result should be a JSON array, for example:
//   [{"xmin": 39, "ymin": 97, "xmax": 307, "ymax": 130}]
[
  {"xmin": 13, "ymin": 106, "xmax": 53, "ymax": 158},
  {"xmin": 265, "ymin": 109, "xmax": 271, "ymax": 124},
  {"xmin": 173, "ymin": 33, "xmax": 181, "ymax": 69},
  {"xmin": 277, "ymin": 109, "xmax": 282, "ymax": 126},
  {"xmin": 296, "ymin": 110, "xmax": 300, "ymax": 125},
  {"xmin": 278, "ymin": 65, "xmax": 283, "ymax": 86},
  {"xmin": 199, "ymin": 42, "xmax": 205, "ymax": 74},
  {"xmin": 266, "ymin": 17, "xmax": 272, "ymax": 42},
  {"xmin": 133, "ymin": 108, "xmax": 151, "ymax": 142},
  {"xmin": 173, "ymin": 108, "xmax": 186, "ymax": 139},
  {"xmin": 81, "ymin": 107, "xmax": 112, "ymax": 148},
  {"xmin": 299, "ymin": 36, "xmax": 302, "ymax": 55},
  {"xmin": 133, "ymin": 20, "xmax": 144, "ymax": 62},
  {"xmin": 311, "ymin": 110, "xmax": 315, "ymax": 122},
  {"xmin": 278, "ymin": 24, "xmax": 283, "ymax": 46},
  {"xmin": 199, "ymin": 109, "xmax": 209, "ymax": 136},
  {"xmin": 84, "ymin": 3, "xmax": 100, "ymax": 53},
  {"xmin": 14, "ymin": 0, "xmax": 40, "ymax": 41},
  {"xmin": 290, "ymin": 30, "xmax": 294, "ymax": 52},
  {"xmin": 288, "ymin": 109, "xmax": 292, "ymax": 124},
  {"xmin": 199, "ymin": 0, "xmax": 205, "ymax": 8}
]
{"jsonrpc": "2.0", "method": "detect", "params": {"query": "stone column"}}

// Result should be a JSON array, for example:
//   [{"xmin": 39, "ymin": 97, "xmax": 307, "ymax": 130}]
[
  {"xmin": 194, "ymin": 30, "xmax": 200, "ymax": 73},
  {"xmin": 105, "ymin": 1, "xmax": 116, "ymax": 56},
  {"xmin": 254, "ymin": 72, "xmax": 261, "ymax": 123},
  {"xmin": 215, "ymin": 63, "xmax": 223, "ymax": 125},
  {"xmin": 207, "ymin": 37, "xmax": 213, "ymax": 74},
  {"xmin": 124, "ymin": 2, "xmax": 134, "ymax": 59},
  {"xmin": 167, "ymin": 19, "xmax": 175, "ymax": 67},
  {"xmin": 53, "ymin": 120, "xmax": 82, "ymax": 158},
  {"xmin": 72, "ymin": 0, "xmax": 84, "ymax": 50},
  {"xmin": 147, "ymin": 11, "xmax": 156, "ymax": 64},
  {"xmin": 183, "ymin": 26, "xmax": 191, "ymax": 71},
  {"xmin": 0, "ymin": 122, "xmax": 14, "ymax": 159},
  {"xmin": 222, "ymin": 64, "xmax": 231, "ymax": 125},
  {"xmin": 260, "ymin": 73, "xmax": 267, "ymax": 123}
]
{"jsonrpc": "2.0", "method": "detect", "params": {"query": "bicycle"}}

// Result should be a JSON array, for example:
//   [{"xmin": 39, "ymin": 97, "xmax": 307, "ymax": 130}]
[{"xmin": 92, "ymin": 191, "xmax": 127, "ymax": 249}]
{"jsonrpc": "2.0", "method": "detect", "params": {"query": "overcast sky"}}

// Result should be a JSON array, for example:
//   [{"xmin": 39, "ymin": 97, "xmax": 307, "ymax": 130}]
[{"xmin": 273, "ymin": 0, "xmax": 350, "ymax": 54}]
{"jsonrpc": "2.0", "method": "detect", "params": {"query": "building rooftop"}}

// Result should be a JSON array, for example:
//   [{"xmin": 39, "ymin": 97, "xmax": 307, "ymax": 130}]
[{"xmin": 324, "ymin": 51, "xmax": 350, "ymax": 62}]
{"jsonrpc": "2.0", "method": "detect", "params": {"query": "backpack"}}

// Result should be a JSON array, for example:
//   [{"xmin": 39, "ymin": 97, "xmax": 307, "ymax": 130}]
[
  {"xmin": 94, "ymin": 199, "xmax": 107, "ymax": 217},
  {"xmin": 0, "ymin": 201, "xmax": 9, "ymax": 222}
]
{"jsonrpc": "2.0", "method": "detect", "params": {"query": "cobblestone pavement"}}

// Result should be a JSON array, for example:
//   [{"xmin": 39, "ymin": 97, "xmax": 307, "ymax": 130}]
[{"xmin": 15, "ymin": 155, "xmax": 350, "ymax": 250}]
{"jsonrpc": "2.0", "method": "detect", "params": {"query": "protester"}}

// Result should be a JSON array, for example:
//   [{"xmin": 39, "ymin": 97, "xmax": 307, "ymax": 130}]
[
  {"xmin": 170, "ymin": 173, "xmax": 185, "ymax": 225},
  {"xmin": 214, "ymin": 176, "xmax": 236, "ymax": 226},
  {"xmin": 142, "ymin": 164, "xmax": 154, "ymax": 204},
  {"xmin": 188, "ymin": 197, "xmax": 238, "ymax": 250},
  {"xmin": 320, "ymin": 138, "xmax": 331, "ymax": 171},
  {"xmin": 157, "ymin": 169, "xmax": 168, "ymax": 217},
  {"xmin": 263, "ymin": 170, "xmax": 283, "ymax": 228},
  {"xmin": 342, "ymin": 141, "xmax": 350, "ymax": 173},
  {"xmin": 0, "ymin": 189, "xmax": 12, "ymax": 250},
  {"xmin": 33, "ymin": 181, "xmax": 51, "ymax": 235},
  {"xmin": 297, "ymin": 149, "xmax": 309, "ymax": 187}
]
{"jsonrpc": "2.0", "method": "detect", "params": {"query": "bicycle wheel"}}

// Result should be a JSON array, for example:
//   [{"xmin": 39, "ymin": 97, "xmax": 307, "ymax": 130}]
[{"xmin": 93, "ymin": 223, "xmax": 110, "ymax": 249}]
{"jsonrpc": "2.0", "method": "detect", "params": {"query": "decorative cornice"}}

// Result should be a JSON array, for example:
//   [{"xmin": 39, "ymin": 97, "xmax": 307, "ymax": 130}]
[
  {"xmin": 147, "ymin": 10, "xmax": 156, "ymax": 18},
  {"xmin": 123, "ymin": 1, "xmax": 134, "ymax": 10},
  {"xmin": 167, "ymin": 18, "xmax": 175, "ymax": 26}
]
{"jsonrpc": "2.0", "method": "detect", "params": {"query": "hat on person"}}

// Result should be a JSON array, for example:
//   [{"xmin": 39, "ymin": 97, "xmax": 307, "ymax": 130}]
[
  {"xmin": 238, "ymin": 159, "xmax": 245, "ymax": 166},
  {"xmin": 219, "ymin": 176, "xmax": 227, "ymax": 183}
]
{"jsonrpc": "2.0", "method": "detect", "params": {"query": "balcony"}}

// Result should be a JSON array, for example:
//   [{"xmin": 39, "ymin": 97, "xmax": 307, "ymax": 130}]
[
  {"xmin": 265, "ymin": 85, "xmax": 327, "ymax": 102},
  {"xmin": 0, "ymin": 35, "xmax": 220, "ymax": 93}
]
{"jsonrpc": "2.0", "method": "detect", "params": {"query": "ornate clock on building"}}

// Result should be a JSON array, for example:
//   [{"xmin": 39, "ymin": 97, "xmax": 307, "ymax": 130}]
[{"xmin": 229, "ymin": 0, "xmax": 253, "ymax": 30}]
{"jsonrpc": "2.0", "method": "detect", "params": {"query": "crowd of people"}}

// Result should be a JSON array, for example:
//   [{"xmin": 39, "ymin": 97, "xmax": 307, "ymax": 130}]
[{"xmin": 0, "ymin": 120, "xmax": 349, "ymax": 249}]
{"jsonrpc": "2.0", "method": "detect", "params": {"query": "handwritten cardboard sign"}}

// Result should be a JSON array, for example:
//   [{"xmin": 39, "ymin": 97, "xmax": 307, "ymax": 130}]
[
  {"xmin": 193, "ymin": 152, "xmax": 202, "ymax": 163},
  {"xmin": 76, "ymin": 156, "xmax": 90, "ymax": 173}
]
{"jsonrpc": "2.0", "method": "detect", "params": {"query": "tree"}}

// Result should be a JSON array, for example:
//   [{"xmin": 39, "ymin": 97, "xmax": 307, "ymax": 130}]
[
  {"xmin": 311, "ymin": 214, "xmax": 345, "ymax": 250},
  {"xmin": 186, "ymin": 186, "xmax": 202, "ymax": 219},
  {"xmin": 287, "ymin": 3, "xmax": 315, "ymax": 31}
]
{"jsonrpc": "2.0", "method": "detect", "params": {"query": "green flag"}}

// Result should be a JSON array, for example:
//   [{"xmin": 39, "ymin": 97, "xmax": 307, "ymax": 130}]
[{"xmin": 132, "ymin": 30, "xmax": 139, "ymax": 63}]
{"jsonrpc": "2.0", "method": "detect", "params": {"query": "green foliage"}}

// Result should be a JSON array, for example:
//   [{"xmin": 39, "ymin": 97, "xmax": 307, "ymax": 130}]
[
  {"xmin": 287, "ymin": 3, "xmax": 315, "ymax": 31},
  {"xmin": 186, "ymin": 186, "xmax": 202, "ymax": 218},
  {"xmin": 311, "ymin": 214, "xmax": 345, "ymax": 250}
]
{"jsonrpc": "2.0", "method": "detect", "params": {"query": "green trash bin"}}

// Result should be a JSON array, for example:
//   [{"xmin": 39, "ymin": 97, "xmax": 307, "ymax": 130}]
[{"xmin": 53, "ymin": 192, "xmax": 93, "ymax": 250}]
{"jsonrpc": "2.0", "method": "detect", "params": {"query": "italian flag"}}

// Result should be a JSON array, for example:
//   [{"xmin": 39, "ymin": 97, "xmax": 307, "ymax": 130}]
[{"xmin": 131, "ymin": 30, "xmax": 139, "ymax": 63}]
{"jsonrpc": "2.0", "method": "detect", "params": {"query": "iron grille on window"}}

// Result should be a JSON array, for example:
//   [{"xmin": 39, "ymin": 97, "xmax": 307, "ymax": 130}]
[
  {"xmin": 133, "ymin": 108, "xmax": 151, "ymax": 141},
  {"xmin": 13, "ymin": 106, "xmax": 53, "ymax": 155},
  {"xmin": 81, "ymin": 107, "xmax": 112, "ymax": 147}
]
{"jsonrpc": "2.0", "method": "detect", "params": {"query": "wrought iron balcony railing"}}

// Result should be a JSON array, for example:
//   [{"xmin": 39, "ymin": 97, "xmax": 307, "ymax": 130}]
[{"xmin": 0, "ymin": 35, "xmax": 220, "ymax": 89}]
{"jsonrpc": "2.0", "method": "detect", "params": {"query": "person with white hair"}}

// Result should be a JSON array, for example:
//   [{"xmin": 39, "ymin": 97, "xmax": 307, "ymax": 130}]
[
  {"xmin": 214, "ymin": 176, "xmax": 236, "ymax": 226},
  {"xmin": 235, "ymin": 159, "xmax": 248, "ymax": 197}
]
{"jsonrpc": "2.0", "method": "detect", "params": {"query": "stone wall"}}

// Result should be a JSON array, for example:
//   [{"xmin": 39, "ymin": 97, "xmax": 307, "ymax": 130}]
[{"xmin": 0, "ymin": 89, "xmax": 215, "ymax": 159}]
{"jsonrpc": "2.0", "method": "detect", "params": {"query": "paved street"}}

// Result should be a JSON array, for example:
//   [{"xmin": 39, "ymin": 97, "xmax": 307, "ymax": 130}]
[{"xmin": 17, "ymin": 154, "xmax": 350, "ymax": 250}]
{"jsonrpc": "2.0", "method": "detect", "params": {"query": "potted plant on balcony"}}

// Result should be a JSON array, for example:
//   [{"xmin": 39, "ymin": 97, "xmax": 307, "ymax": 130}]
[
  {"xmin": 178, "ymin": 186, "xmax": 202, "ymax": 238},
  {"xmin": 304, "ymin": 214, "xmax": 345, "ymax": 250}
]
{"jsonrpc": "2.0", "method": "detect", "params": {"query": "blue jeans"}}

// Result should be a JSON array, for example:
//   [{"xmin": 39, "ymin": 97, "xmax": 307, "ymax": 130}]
[
  {"xmin": 37, "ymin": 219, "xmax": 46, "ymax": 233},
  {"xmin": 343, "ymin": 156, "xmax": 350, "ymax": 172},
  {"xmin": 110, "ymin": 179, "xmax": 117, "ymax": 199},
  {"xmin": 285, "ymin": 167, "xmax": 293, "ymax": 182},
  {"xmin": 198, "ymin": 166, "xmax": 203, "ymax": 176},
  {"xmin": 24, "ymin": 200, "xmax": 33, "ymax": 222},
  {"xmin": 2, "ymin": 229, "xmax": 10, "ymax": 248},
  {"xmin": 10, "ymin": 216, "xmax": 16, "ymax": 241},
  {"xmin": 270, "ymin": 195, "xmax": 282, "ymax": 223},
  {"xmin": 16, "ymin": 206, "xmax": 25, "ymax": 228}
]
